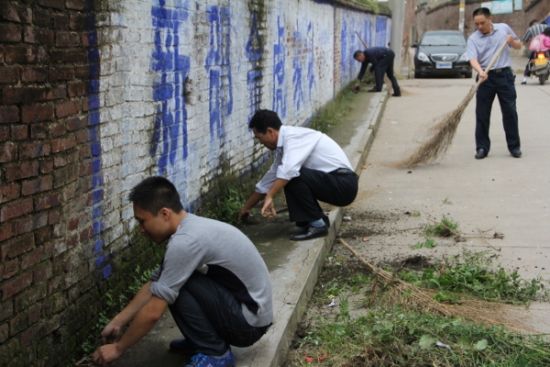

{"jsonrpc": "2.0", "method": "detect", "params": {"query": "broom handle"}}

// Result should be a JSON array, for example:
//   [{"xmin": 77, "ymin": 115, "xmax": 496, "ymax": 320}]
[{"xmin": 355, "ymin": 31, "xmax": 368, "ymax": 49}]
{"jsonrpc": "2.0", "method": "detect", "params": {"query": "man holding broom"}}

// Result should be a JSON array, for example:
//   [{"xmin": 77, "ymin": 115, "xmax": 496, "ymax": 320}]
[{"xmin": 466, "ymin": 7, "xmax": 522, "ymax": 159}]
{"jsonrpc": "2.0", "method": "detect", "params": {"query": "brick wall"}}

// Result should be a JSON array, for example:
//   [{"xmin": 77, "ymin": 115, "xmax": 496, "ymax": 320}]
[
  {"xmin": 416, "ymin": 0, "xmax": 550, "ymax": 41},
  {"xmin": 0, "ymin": 0, "xmax": 391, "ymax": 364}
]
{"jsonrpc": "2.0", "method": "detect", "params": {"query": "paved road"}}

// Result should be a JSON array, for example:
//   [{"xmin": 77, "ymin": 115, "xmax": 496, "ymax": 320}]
[{"xmin": 347, "ymin": 55, "xmax": 550, "ymax": 332}]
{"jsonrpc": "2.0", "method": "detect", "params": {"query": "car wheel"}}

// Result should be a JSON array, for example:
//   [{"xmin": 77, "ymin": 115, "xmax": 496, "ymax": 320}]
[
  {"xmin": 465, "ymin": 71, "xmax": 472, "ymax": 78},
  {"xmin": 414, "ymin": 71, "xmax": 422, "ymax": 79}
]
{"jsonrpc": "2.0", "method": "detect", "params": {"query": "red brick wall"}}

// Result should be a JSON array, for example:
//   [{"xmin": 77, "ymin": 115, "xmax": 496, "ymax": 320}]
[
  {"xmin": 416, "ymin": 0, "xmax": 550, "ymax": 40},
  {"xmin": 0, "ymin": 0, "xmax": 104, "ymax": 364}
]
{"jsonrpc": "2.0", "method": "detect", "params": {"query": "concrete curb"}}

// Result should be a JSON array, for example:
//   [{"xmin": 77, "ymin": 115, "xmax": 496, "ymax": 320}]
[{"xmin": 234, "ymin": 91, "xmax": 389, "ymax": 367}]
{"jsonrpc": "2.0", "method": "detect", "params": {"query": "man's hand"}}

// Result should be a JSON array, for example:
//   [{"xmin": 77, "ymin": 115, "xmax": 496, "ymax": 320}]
[
  {"xmin": 238, "ymin": 207, "xmax": 251, "ymax": 222},
  {"xmin": 478, "ymin": 70, "xmax": 488, "ymax": 83},
  {"xmin": 101, "ymin": 321, "xmax": 123, "ymax": 344},
  {"xmin": 93, "ymin": 343, "xmax": 123, "ymax": 366},
  {"xmin": 260, "ymin": 196, "xmax": 277, "ymax": 218}
]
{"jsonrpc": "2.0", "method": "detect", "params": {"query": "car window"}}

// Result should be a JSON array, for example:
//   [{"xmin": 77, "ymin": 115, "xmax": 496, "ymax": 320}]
[{"xmin": 421, "ymin": 33, "xmax": 466, "ymax": 46}]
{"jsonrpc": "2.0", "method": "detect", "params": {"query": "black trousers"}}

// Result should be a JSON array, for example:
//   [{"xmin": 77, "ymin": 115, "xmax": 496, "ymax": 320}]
[
  {"xmin": 284, "ymin": 167, "xmax": 358, "ymax": 224},
  {"xmin": 169, "ymin": 273, "xmax": 270, "ymax": 355},
  {"xmin": 373, "ymin": 50, "xmax": 401, "ymax": 94},
  {"xmin": 475, "ymin": 68, "xmax": 520, "ymax": 152}
]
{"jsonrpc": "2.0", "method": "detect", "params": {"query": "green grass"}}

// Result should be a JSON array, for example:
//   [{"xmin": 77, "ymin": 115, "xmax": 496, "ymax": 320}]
[
  {"xmin": 425, "ymin": 216, "xmax": 459, "ymax": 237},
  {"xmin": 289, "ymin": 251, "xmax": 550, "ymax": 366},
  {"xmin": 412, "ymin": 238, "xmax": 437, "ymax": 249},
  {"xmin": 398, "ymin": 252, "xmax": 546, "ymax": 304},
  {"xmin": 291, "ymin": 305, "xmax": 550, "ymax": 367}
]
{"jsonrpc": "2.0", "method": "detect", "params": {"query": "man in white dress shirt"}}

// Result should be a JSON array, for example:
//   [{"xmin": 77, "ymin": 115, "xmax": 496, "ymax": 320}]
[{"xmin": 239, "ymin": 109, "xmax": 358, "ymax": 241}]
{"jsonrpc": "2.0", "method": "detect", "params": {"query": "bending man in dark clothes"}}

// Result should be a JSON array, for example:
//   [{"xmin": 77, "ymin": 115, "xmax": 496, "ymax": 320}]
[{"xmin": 353, "ymin": 47, "xmax": 401, "ymax": 96}]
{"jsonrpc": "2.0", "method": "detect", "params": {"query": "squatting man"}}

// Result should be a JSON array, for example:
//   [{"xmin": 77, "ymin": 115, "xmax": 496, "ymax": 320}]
[
  {"xmin": 92, "ymin": 177, "xmax": 272, "ymax": 367},
  {"xmin": 239, "ymin": 109, "xmax": 359, "ymax": 241}
]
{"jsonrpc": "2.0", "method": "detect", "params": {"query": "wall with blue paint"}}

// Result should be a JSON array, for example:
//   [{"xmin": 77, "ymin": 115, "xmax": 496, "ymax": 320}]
[{"xmin": 96, "ymin": 0, "xmax": 391, "ymax": 267}]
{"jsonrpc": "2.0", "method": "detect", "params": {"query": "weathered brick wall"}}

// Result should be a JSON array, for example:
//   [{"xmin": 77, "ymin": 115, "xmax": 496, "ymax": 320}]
[
  {"xmin": 416, "ymin": 0, "xmax": 550, "ymax": 40},
  {"xmin": 0, "ymin": 0, "xmax": 391, "ymax": 364}
]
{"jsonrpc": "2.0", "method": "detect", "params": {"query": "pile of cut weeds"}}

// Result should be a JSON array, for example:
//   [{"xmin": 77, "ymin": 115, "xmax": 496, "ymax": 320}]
[{"xmin": 286, "ymin": 246, "xmax": 550, "ymax": 366}]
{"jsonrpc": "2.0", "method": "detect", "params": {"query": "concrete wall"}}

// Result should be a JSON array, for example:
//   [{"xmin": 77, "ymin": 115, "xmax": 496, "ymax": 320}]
[{"xmin": 0, "ymin": 0, "xmax": 390, "ymax": 364}]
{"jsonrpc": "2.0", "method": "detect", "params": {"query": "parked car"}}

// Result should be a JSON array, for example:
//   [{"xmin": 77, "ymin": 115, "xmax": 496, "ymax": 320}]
[{"xmin": 413, "ymin": 30, "xmax": 472, "ymax": 78}]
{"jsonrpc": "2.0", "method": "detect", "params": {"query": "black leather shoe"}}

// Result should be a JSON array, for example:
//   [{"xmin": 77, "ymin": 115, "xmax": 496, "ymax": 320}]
[
  {"xmin": 289, "ymin": 225, "xmax": 328, "ymax": 241},
  {"xmin": 475, "ymin": 148, "xmax": 488, "ymax": 159},
  {"xmin": 510, "ymin": 148, "xmax": 522, "ymax": 158}
]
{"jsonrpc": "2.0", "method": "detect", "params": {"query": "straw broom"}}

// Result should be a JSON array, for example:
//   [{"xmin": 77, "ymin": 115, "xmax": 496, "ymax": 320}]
[
  {"xmin": 396, "ymin": 40, "xmax": 509, "ymax": 168},
  {"xmin": 338, "ymin": 238, "xmax": 534, "ymax": 333}
]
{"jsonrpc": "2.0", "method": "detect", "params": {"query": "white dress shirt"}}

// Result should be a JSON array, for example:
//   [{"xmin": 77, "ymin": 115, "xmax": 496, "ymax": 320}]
[{"xmin": 255, "ymin": 125, "xmax": 352, "ymax": 193}]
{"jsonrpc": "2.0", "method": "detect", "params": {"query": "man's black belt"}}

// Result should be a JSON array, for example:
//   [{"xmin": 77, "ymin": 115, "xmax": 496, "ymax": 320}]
[
  {"xmin": 488, "ymin": 66, "xmax": 511, "ymax": 74},
  {"xmin": 332, "ymin": 168, "xmax": 355, "ymax": 175}
]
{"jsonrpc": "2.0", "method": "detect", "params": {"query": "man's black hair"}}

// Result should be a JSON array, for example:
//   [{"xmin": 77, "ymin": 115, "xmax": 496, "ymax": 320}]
[
  {"xmin": 248, "ymin": 109, "xmax": 282, "ymax": 133},
  {"xmin": 353, "ymin": 50, "xmax": 363, "ymax": 59},
  {"xmin": 473, "ymin": 7, "xmax": 491, "ymax": 17},
  {"xmin": 129, "ymin": 176, "xmax": 183, "ymax": 214}
]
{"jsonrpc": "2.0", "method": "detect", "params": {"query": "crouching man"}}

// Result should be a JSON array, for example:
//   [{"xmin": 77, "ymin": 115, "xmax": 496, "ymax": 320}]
[{"xmin": 93, "ymin": 176, "xmax": 272, "ymax": 367}]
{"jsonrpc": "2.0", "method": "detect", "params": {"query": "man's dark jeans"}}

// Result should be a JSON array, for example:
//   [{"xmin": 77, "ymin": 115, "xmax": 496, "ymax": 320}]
[{"xmin": 475, "ymin": 68, "xmax": 520, "ymax": 152}]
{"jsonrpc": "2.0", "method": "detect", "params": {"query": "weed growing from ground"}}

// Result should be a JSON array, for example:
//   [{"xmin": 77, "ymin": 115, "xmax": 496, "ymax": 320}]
[
  {"xmin": 412, "ymin": 238, "xmax": 437, "ymax": 249},
  {"xmin": 288, "ymin": 250, "xmax": 550, "ymax": 366},
  {"xmin": 425, "ymin": 216, "xmax": 459, "ymax": 237},
  {"xmin": 398, "ymin": 251, "xmax": 546, "ymax": 304}
]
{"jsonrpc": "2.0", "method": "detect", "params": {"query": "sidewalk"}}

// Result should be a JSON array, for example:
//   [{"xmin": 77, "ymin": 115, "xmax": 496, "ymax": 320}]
[{"xmin": 109, "ymin": 90, "xmax": 389, "ymax": 367}]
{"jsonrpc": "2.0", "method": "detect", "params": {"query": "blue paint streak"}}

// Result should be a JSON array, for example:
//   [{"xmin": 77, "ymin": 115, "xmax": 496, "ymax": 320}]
[
  {"xmin": 151, "ymin": 0, "xmax": 191, "ymax": 175},
  {"xmin": 341, "ymin": 19, "xmax": 349, "ymax": 82},
  {"xmin": 292, "ymin": 26, "xmax": 304, "ymax": 110},
  {"xmin": 375, "ymin": 16, "xmax": 387, "ymax": 47},
  {"xmin": 205, "ymin": 5, "xmax": 233, "ymax": 142},
  {"xmin": 245, "ymin": 10, "xmax": 263, "ymax": 118},
  {"xmin": 272, "ymin": 16, "xmax": 286, "ymax": 118},
  {"xmin": 306, "ymin": 22, "xmax": 315, "ymax": 101},
  {"xmin": 85, "ymin": 0, "xmax": 110, "ymax": 278}
]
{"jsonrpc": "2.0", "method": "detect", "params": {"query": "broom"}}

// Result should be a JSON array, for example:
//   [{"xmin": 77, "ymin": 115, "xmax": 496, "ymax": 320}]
[
  {"xmin": 396, "ymin": 40, "xmax": 509, "ymax": 168},
  {"xmin": 338, "ymin": 238, "xmax": 534, "ymax": 333}
]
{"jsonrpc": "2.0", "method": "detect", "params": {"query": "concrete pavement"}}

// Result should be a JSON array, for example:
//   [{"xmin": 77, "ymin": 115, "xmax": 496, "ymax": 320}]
[{"xmin": 347, "ymin": 54, "xmax": 550, "ymax": 332}]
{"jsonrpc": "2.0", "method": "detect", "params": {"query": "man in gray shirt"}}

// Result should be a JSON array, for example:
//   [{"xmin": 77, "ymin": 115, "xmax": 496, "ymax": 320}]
[
  {"xmin": 466, "ymin": 7, "xmax": 522, "ymax": 160},
  {"xmin": 93, "ymin": 177, "xmax": 272, "ymax": 367}
]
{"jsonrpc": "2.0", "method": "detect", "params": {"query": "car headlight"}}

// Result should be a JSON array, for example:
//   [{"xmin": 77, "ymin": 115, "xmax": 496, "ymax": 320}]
[
  {"xmin": 459, "ymin": 52, "xmax": 469, "ymax": 62},
  {"xmin": 417, "ymin": 52, "xmax": 430, "ymax": 62}
]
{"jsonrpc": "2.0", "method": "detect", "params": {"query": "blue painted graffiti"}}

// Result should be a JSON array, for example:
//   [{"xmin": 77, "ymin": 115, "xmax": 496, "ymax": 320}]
[
  {"xmin": 306, "ymin": 21, "xmax": 315, "ymax": 101},
  {"xmin": 272, "ymin": 16, "xmax": 286, "ymax": 118},
  {"xmin": 85, "ymin": 0, "xmax": 110, "ymax": 279},
  {"xmin": 375, "ymin": 16, "xmax": 387, "ymax": 47},
  {"xmin": 206, "ymin": 5, "xmax": 233, "ymax": 141},
  {"xmin": 363, "ymin": 18, "xmax": 371, "ymax": 47},
  {"xmin": 245, "ymin": 10, "xmax": 263, "ymax": 119},
  {"xmin": 340, "ymin": 19, "xmax": 349, "ymax": 82},
  {"xmin": 292, "ymin": 24, "xmax": 304, "ymax": 111},
  {"xmin": 150, "ymin": 0, "xmax": 191, "ymax": 175}
]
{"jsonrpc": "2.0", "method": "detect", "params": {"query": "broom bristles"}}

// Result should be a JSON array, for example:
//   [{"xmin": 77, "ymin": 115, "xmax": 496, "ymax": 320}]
[
  {"xmin": 338, "ymin": 238, "xmax": 535, "ymax": 333},
  {"xmin": 395, "ymin": 85, "xmax": 477, "ymax": 168}
]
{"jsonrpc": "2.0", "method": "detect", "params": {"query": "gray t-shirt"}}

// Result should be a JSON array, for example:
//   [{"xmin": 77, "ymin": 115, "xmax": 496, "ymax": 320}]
[{"xmin": 150, "ymin": 214, "xmax": 273, "ymax": 327}]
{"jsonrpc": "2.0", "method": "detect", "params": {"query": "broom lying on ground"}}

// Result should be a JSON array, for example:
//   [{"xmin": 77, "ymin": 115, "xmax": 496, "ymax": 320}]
[
  {"xmin": 338, "ymin": 238, "xmax": 533, "ymax": 333},
  {"xmin": 396, "ymin": 40, "xmax": 509, "ymax": 168}
]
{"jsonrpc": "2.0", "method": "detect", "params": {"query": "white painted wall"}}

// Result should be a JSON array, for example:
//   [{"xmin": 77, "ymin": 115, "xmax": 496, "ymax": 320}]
[{"xmin": 95, "ymin": 0, "xmax": 391, "ymax": 251}]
